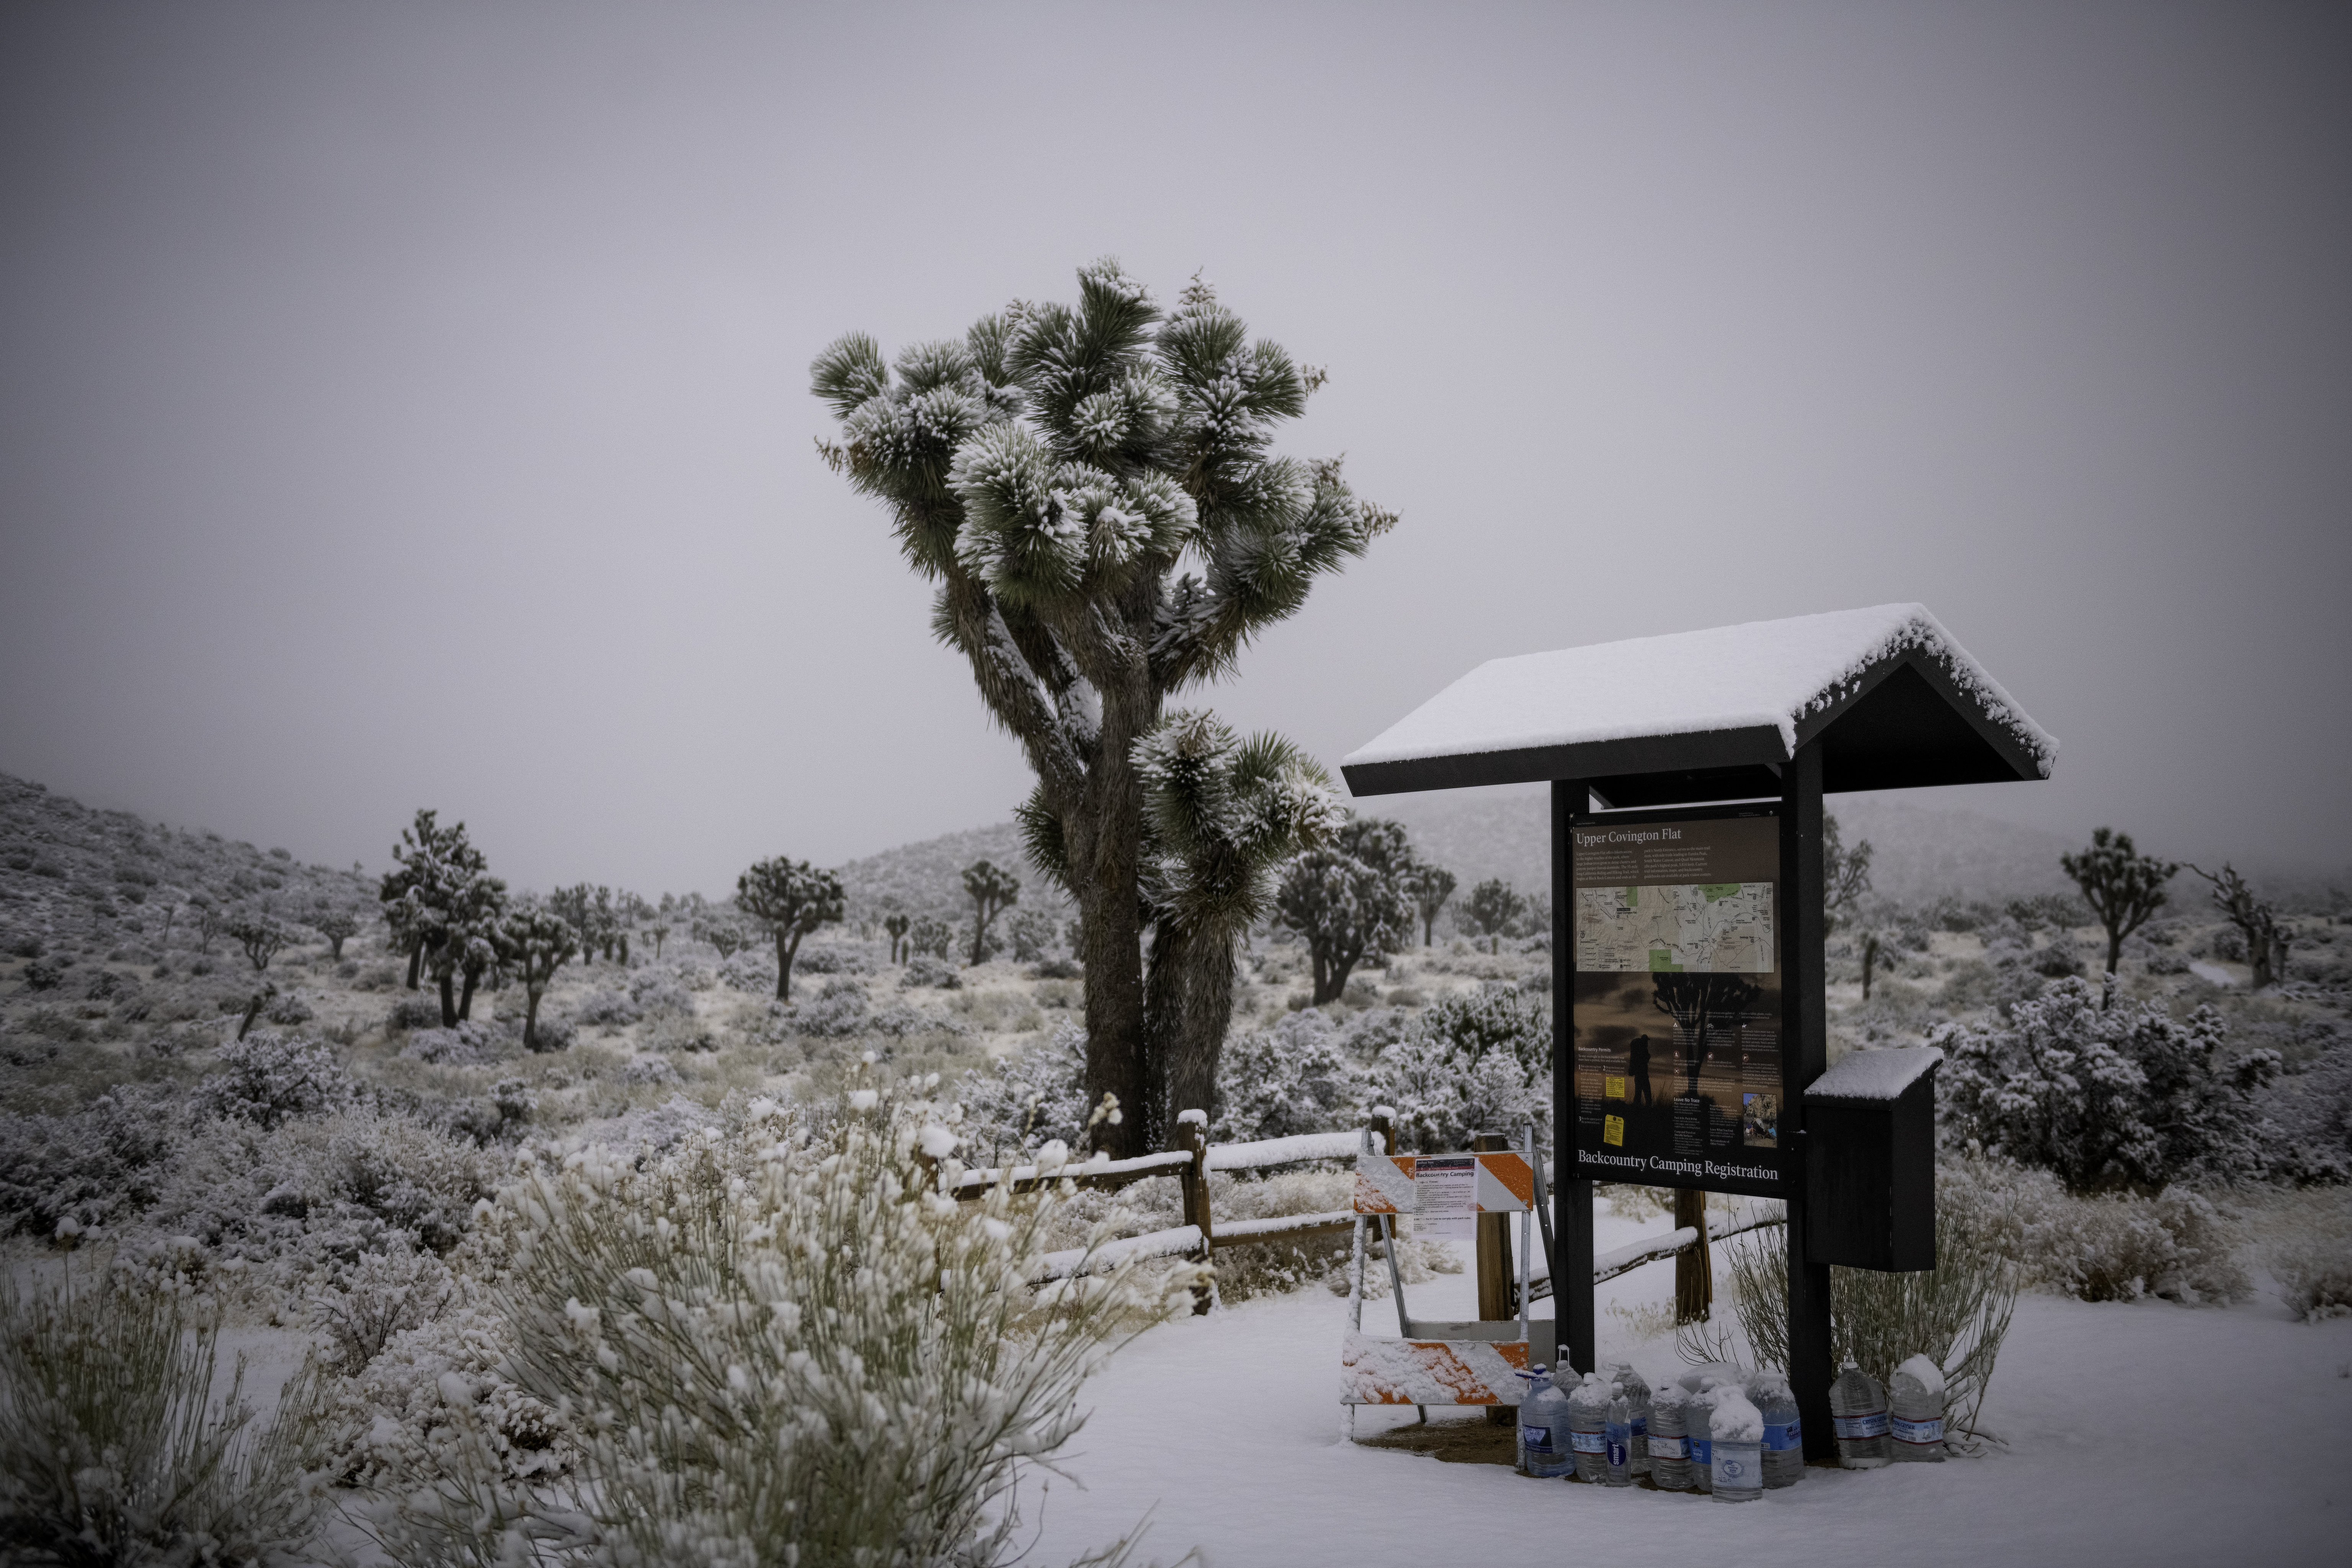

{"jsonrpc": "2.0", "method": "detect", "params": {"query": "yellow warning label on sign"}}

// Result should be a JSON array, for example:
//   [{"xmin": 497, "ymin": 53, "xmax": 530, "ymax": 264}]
[
  {"xmin": 1605, "ymin": 1075, "xmax": 1626, "ymax": 1101},
  {"xmin": 1603, "ymin": 1114, "xmax": 1625, "ymax": 1147}
]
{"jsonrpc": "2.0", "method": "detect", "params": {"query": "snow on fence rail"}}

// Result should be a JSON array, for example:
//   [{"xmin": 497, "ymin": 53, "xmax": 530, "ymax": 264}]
[
  {"xmin": 988, "ymin": 1117, "xmax": 1387, "ymax": 1292},
  {"xmin": 1526, "ymin": 1207, "xmax": 1785, "ymax": 1297}
]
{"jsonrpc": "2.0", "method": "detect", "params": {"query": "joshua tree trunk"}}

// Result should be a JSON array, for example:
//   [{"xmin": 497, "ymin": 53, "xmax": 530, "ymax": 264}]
[
  {"xmin": 458, "ymin": 967, "xmax": 480, "ymax": 1021},
  {"xmin": 1147, "ymin": 920, "xmax": 1238, "ymax": 1137},
  {"xmin": 772, "ymin": 929, "xmax": 805, "ymax": 1001},
  {"xmin": 406, "ymin": 942, "xmax": 423, "ymax": 991},
  {"xmin": 524, "ymin": 986, "xmax": 545, "ymax": 1051},
  {"xmin": 438, "ymin": 971, "xmax": 457, "ymax": 1027}
]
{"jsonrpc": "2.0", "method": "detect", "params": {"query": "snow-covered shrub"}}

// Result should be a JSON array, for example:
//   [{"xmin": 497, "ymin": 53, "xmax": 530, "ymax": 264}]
[
  {"xmin": 327, "ymin": 1302, "xmax": 571, "ymax": 1490},
  {"xmin": 0, "ymin": 1093, "xmax": 180, "ymax": 1239},
  {"xmin": 900, "ymin": 953, "xmax": 962, "ymax": 989},
  {"xmin": 386, "ymin": 995, "xmax": 442, "ymax": 1031},
  {"xmin": 195, "ymin": 1031, "xmax": 354, "ymax": 1126},
  {"xmin": 402, "ymin": 1021, "xmax": 507, "ymax": 1065},
  {"xmin": 262, "ymin": 988, "xmax": 313, "ymax": 1025},
  {"xmin": 717, "ymin": 948, "xmax": 775, "ymax": 993},
  {"xmin": 2269, "ymin": 1210, "xmax": 2352, "ymax": 1320},
  {"xmin": 2263, "ymin": 1038, "xmax": 2352, "ymax": 1182},
  {"xmin": 1939, "ymin": 1156, "xmax": 2252, "ymax": 1304},
  {"xmin": 1937, "ymin": 978, "xmax": 2281, "ymax": 1192},
  {"xmin": 310, "ymin": 1235, "xmax": 456, "ymax": 1370},
  {"xmin": 1214, "ymin": 1009, "xmax": 1364, "ymax": 1140},
  {"xmin": 576, "ymin": 988, "xmax": 641, "ymax": 1026},
  {"xmin": 1029, "ymin": 955, "xmax": 1082, "ymax": 980},
  {"xmin": 641, "ymin": 1013, "xmax": 719, "ymax": 1053},
  {"xmin": 626, "ymin": 966, "xmax": 693, "ymax": 1018},
  {"xmin": 621, "ymin": 1054, "xmax": 679, "ymax": 1086},
  {"xmin": 376, "ymin": 1095, "xmax": 1194, "ymax": 1568},
  {"xmin": 0, "ymin": 1271, "xmax": 334, "ymax": 1564},
  {"xmin": 1368, "ymin": 988, "xmax": 1549, "ymax": 1152},
  {"xmin": 790, "ymin": 976, "xmax": 872, "ymax": 1037},
  {"xmin": 957, "ymin": 1022, "xmax": 1091, "ymax": 1158}
]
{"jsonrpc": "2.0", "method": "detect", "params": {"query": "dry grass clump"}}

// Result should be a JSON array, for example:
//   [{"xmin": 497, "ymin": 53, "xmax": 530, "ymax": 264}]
[{"xmin": 0, "ymin": 1269, "xmax": 333, "ymax": 1563}]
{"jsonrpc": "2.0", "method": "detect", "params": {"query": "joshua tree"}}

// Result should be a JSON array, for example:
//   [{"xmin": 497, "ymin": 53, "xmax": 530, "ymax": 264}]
[
  {"xmin": 381, "ymin": 810, "xmax": 506, "ymax": 1025},
  {"xmin": 645, "ymin": 921, "xmax": 670, "ymax": 962},
  {"xmin": 736, "ymin": 857, "xmax": 845, "ymax": 1001},
  {"xmin": 499, "ymin": 904, "xmax": 579, "ymax": 1051},
  {"xmin": 1822, "ymin": 813, "xmax": 1875, "ymax": 932},
  {"xmin": 2063, "ymin": 827, "xmax": 2179, "ymax": 978},
  {"xmin": 1274, "ymin": 817, "xmax": 1414, "ymax": 1007},
  {"xmin": 228, "ymin": 913, "xmax": 290, "ymax": 972},
  {"xmin": 961, "ymin": 860, "xmax": 1021, "ymax": 966},
  {"xmin": 2190, "ymin": 862, "xmax": 2290, "ymax": 988},
  {"xmin": 813, "ymin": 261, "xmax": 1392, "ymax": 1155},
  {"xmin": 909, "ymin": 917, "xmax": 954, "ymax": 961},
  {"xmin": 883, "ymin": 912, "xmax": 911, "ymax": 964},
  {"xmin": 191, "ymin": 896, "xmax": 223, "ymax": 956},
  {"xmin": 1461, "ymin": 879, "xmax": 1525, "ymax": 955},
  {"xmin": 1405, "ymin": 862, "xmax": 1458, "ymax": 949},
  {"xmin": 694, "ymin": 913, "xmax": 753, "ymax": 960},
  {"xmin": 311, "ymin": 906, "xmax": 359, "ymax": 962}
]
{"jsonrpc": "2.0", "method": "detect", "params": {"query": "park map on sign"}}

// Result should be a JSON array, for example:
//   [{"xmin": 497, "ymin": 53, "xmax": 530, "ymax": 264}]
[{"xmin": 1574, "ymin": 881, "xmax": 1774, "ymax": 973}]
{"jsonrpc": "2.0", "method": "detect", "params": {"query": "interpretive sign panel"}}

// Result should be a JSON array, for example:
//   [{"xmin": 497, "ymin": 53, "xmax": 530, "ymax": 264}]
[{"xmin": 1569, "ymin": 807, "xmax": 1784, "ymax": 1197}]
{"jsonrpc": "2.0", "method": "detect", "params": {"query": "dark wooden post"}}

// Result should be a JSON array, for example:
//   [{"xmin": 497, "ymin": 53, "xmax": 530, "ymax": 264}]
[
  {"xmin": 1370, "ymin": 1108, "xmax": 1396, "ymax": 1156},
  {"xmin": 1173, "ymin": 1111, "xmax": 1213, "ymax": 1316},
  {"xmin": 1781, "ymin": 743, "xmax": 1835, "ymax": 1457},
  {"xmin": 1673, "ymin": 1187, "xmax": 1713, "ymax": 1323},
  {"xmin": 1552, "ymin": 778, "xmax": 1596, "ymax": 1378}
]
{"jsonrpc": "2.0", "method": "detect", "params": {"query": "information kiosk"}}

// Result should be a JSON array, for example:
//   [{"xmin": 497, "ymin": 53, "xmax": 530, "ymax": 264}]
[{"xmin": 1339, "ymin": 604, "xmax": 2055, "ymax": 1457}]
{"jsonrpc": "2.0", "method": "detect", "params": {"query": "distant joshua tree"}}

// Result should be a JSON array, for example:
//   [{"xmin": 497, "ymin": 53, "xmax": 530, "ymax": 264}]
[
  {"xmin": 1406, "ymin": 862, "xmax": 1458, "ymax": 949},
  {"xmin": 499, "ymin": 903, "xmax": 579, "ymax": 1051},
  {"xmin": 2190, "ymin": 861, "xmax": 2290, "ymax": 988},
  {"xmin": 1274, "ymin": 817, "xmax": 1415, "ymax": 1005},
  {"xmin": 883, "ymin": 913, "xmax": 911, "ymax": 964},
  {"xmin": 961, "ymin": 860, "xmax": 1021, "ymax": 966},
  {"xmin": 736, "ymin": 857, "xmax": 846, "ymax": 1001},
  {"xmin": 312, "ymin": 906, "xmax": 359, "ymax": 962},
  {"xmin": 1460, "ymin": 878, "xmax": 1525, "ymax": 956},
  {"xmin": 2062, "ymin": 827, "xmax": 2179, "ymax": 979},
  {"xmin": 227, "ymin": 913, "xmax": 292, "ymax": 972}
]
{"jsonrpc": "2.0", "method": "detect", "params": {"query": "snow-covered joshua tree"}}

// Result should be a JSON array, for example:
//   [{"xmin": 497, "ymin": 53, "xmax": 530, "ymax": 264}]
[{"xmin": 812, "ymin": 261, "xmax": 1391, "ymax": 1153}]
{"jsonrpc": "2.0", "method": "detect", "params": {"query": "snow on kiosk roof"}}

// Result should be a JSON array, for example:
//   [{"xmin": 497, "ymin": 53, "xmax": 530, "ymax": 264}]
[{"xmin": 1340, "ymin": 603, "xmax": 2055, "ymax": 806}]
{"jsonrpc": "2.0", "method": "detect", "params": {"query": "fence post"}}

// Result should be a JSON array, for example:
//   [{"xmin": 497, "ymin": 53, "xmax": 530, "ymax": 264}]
[
  {"xmin": 1174, "ymin": 1109, "xmax": 1212, "ymax": 1316},
  {"xmin": 1473, "ymin": 1130, "xmax": 1515, "ymax": 1425},
  {"xmin": 1370, "ymin": 1107, "xmax": 1396, "ymax": 1156}
]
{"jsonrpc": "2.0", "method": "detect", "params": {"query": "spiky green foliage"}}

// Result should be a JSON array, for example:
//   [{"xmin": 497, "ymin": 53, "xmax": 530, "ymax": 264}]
[
  {"xmin": 814, "ymin": 260, "xmax": 1391, "ymax": 1153},
  {"xmin": 1134, "ymin": 712, "xmax": 1345, "ymax": 1124}
]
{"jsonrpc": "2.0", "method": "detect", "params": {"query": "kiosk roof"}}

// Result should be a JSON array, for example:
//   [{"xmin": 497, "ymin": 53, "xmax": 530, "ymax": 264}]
[{"xmin": 1340, "ymin": 603, "xmax": 2055, "ymax": 807}]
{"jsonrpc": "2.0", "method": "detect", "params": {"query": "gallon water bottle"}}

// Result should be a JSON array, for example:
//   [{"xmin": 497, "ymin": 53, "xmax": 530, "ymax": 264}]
[
  {"xmin": 1828, "ymin": 1359, "xmax": 1891, "ymax": 1468},
  {"xmin": 1568, "ymin": 1374, "xmax": 1611, "ymax": 1483},
  {"xmin": 1605, "ymin": 1393, "xmax": 1633, "ymax": 1486},
  {"xmin": 1686, "ymin": 1379, "xmax": 1719, "ymax": 1494},
  {"xmin": 1607, "ymin": 1361, "xmax": 1653, "ymax": 1476},
  {"xmin": 1708, "ymin": 1388, "xmax": 1764, "ymax": 1503},
  {"xmin": 1889, "ymin": 1354, "xmax": 1946, "ymax": 1462},
  {"xmin": 1647, "ymin": 1380, "xmax": 1692, "ymax": 1491},
  {"xmin": 1518, "ymin": 1367, "xmax": 1576, "ymax": 1479},
  {"xmin": 1513, "ymin": 1367, "xmax": 1548, "ymax": 1476},
  {"xmin": 1751, "ymin": 1370, "xmax": 1803, "ymax": 1488}
]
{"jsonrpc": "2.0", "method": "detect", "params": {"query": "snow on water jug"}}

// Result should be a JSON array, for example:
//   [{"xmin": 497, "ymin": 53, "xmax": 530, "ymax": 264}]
[
  {"xmin": 1606, "ymin": 1361, "xmax": 1653, "ymax": 1475},
  {"xmin": 1829, "ymin": 1359, "xmax": 1891, "ymax": 1468},
  {"xmin": 1708, "ymin": 1388, "xmax": 1765, "ymax": 1503},
  {"xmin": 1890, "ymin": 1354, "xmax": 1947, "ymax": 1462},
  {"xmin": 1684, "ymin": 1379, "xmax": 1722, "ymax": 1494},
  {"xmin": 1647, "ymin": 1381, "xmax": 1692, "ymax": 1491},
  {"xmin": 1750, "ymin": 1370, "xmax": 1804, "ymax": 1488},
  {"xmin": 1568, "ymin": 1373, "xmax": 1611, "ymax": 1483}
]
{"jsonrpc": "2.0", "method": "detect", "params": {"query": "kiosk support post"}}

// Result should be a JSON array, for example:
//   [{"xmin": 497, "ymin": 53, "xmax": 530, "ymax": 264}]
[
  {"xmin": 1551, "ymin": 778, "xmax": 1595, "ymax": 1377},
  {"xmin": 1781, "ymin": 743, "xmax": 1836, "ymax": 1459}
]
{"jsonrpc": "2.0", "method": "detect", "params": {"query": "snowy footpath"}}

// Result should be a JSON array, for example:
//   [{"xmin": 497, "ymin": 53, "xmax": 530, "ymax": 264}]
[{"xmin": 1027, "ymin": 1233, "xmax": 2352, "ymax": 1568}]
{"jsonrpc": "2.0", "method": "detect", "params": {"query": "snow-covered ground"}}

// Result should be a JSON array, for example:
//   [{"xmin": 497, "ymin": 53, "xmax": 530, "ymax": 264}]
[{"xmin": 1030, "ymin": 1215, "xmax": 2352, "ymax": 1568}]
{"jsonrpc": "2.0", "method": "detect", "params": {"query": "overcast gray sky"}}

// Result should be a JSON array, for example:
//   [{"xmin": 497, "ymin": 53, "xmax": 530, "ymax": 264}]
[{"xmin": 3, "ymin": 1, "xmax": 2345, "ymax": 894}]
